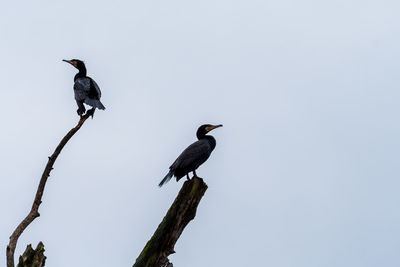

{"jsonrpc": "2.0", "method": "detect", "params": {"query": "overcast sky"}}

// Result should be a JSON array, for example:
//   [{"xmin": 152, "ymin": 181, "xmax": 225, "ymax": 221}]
[{"xmin": 1, "ymin": 0, "xmax": 400, "ymax": 266}]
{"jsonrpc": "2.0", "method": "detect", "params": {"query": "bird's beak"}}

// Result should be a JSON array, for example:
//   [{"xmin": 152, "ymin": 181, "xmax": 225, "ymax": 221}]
[
  {"xmin": 62, "ymin": 59, "xmax": 77, "ymax": 67},
  {"xmin": 207, "ymin": 124, "xmax": 223, "ymax": 132}
]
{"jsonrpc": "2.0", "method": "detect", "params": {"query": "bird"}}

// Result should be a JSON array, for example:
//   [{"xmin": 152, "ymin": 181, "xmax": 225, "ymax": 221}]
[
  {"xmin": 159, "ymin": 124, "xmax": 223, "ymax": 187},
  {"xmin": 63, "ymin": 59, "xmax": 105, "ymax": 117}
]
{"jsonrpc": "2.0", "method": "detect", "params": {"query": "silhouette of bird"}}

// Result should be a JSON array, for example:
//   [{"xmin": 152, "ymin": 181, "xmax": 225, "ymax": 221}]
[
  {"xmin": 63, "ymin": 59, "xmax": 105, "ymax": 116},
  {"xmin": 159, "ymin": 124, "xmax": 223, "ymax": 187}
]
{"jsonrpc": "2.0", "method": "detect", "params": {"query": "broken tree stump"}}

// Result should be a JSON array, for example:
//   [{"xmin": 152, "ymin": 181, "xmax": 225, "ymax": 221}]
[
  {"xmin": 17, "ymin": 242, "xmax": 46, "ymax": 267},
  {"xmin": 133, "ymin": 177, "xmax": 208, "ymax": 267}
]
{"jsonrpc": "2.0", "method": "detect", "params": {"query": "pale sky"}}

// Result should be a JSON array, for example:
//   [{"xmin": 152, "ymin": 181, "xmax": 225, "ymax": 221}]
[{"xmin": 1, "ymin": 0, "xmax": 400, "ymax": 266}]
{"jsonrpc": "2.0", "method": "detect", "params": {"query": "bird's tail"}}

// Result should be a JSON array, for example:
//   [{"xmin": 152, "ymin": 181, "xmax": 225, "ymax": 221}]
[
  {"xmin": 96, "ymin": 100, "xmax": 106, "ymax": 110},
  {"xmin": 84, "ymin": 98, "xmax": 106, "ymax": 110},
  {"xmin": 158, "ymin": 170, "xmax": 173, "ymax": 187}
]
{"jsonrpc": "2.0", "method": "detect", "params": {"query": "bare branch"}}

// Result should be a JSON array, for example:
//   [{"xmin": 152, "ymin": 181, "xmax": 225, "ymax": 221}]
[
  {"xmin": 7, "ymin": 113, "xmax": 92, "ymax": 267},
  {"xmin": 133, "ymin": 177, "xmax": 208, "ymax": 267}
]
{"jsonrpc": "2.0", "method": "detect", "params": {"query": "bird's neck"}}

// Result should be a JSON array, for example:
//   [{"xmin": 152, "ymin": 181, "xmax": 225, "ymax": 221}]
[
  {"xmin": 74, "ymin": 67, "xmax": 87, "ymax": 80},
  {"xmin": 199, "ymin": 135, "xmax": 217, "ymax": 150},
  {"xmin": 197, "ymin": 131, "xmax": 206, "ymax": 140}
]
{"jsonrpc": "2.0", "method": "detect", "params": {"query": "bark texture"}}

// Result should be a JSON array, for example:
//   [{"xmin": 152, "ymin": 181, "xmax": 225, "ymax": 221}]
[
  {"xmin": 17, "ymin": 242, "xmax": 46, "ymax": 267},
  {"xmin": 133, "ymin": 177, "xmax": 208, "ymax": 267},
  {"xmin": 7, "ymin": 113, "xmax": 92, "ymax": 267}
]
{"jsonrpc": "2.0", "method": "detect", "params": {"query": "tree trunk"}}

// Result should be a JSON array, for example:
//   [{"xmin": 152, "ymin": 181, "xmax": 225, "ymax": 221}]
[{"xmin": 133, "ymin": 177, "xmax": 208, "ymax": 267}]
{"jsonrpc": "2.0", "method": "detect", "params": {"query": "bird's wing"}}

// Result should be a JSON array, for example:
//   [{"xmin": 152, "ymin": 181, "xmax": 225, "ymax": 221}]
[
  {"xmin": 84, "ymin": 78, "xmax": 105, "ymax": 109},
  {"xmin": 88, "ymin": 77, "xmax": 101, "ymax": 99},
  {"xmin": 171, "ymin": 139, "xmax": 212, "ymax": 171}
]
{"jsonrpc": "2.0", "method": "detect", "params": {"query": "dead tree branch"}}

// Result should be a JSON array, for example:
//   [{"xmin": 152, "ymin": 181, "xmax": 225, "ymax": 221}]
[
  {"xmin": 133, "ymin": 177, "xmax": 208, "ymax": 267},
  {"xmin": 7, "ymin": 113, "xmax": 92, "ymax": 267}
]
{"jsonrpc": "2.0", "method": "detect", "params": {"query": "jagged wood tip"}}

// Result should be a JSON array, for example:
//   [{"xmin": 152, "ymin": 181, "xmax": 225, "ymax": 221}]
[{"xmin": 17, "ymin": 242, "xmax": 46, "ymax": 267}]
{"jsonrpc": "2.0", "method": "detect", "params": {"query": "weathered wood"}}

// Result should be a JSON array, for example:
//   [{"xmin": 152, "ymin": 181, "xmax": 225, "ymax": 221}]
[
  {"xmin": 17, "ymin": 242, "xmax": 46, "ymax": 267},
  {"xmin": 133, "ymin": 177, "xmax": 208, "ymax": 267},
  {"xmin": 7, "ymin": 113, "xmax": 92, "ymax": 267}
]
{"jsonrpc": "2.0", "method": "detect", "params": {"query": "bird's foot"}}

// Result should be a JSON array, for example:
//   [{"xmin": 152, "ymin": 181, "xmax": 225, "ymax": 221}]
[
  {"xmin": 192, "ymin": 171, "xmax": 203, "ymax": 180},
  {"xmin": 77, "ymin": 108, "xmax": 85, "ymax": 116},
  {"xmin": 86, "ymin": 108, "xmax": 96, "ymax": 118}
]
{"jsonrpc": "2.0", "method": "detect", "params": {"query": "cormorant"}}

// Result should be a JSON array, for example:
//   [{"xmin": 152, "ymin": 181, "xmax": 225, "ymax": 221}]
[
  {"xmin": 63, "ymin": 59, "xmax": 105, "ymax": 116},
  {"xmin": 159, "ymin": 124, "xmax": 223, "ymax": 187}
]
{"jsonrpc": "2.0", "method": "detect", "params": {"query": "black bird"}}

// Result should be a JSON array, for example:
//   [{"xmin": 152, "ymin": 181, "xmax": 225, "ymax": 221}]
[
  {"xmin": 159, "ymin": 124, "xmax": 223, "ymax": 187},
  {"xmin": 63, "ymin": 59, "xmax": 105, "ymax": 116}
]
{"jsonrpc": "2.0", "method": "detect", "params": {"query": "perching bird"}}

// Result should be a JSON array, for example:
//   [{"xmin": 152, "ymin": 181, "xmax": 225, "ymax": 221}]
[
  {"xmin": 63, "ymin": 59, "xmax": 105, "ymax": 116},
  {"xmin": 159, "ymin": 124, "xmax": 223, "ymax": 187}
]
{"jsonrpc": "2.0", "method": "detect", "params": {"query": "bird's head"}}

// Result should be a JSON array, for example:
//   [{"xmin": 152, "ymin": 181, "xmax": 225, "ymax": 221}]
[
  {"xmin": 63, "ymin": 59, "xmax": 86, "ymax": 71},
  {"xmin": 196, "ymin": 124, "xmax": 223, "ymax": 139}
]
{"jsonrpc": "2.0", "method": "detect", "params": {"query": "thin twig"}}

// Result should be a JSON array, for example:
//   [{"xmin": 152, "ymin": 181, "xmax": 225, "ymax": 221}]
[{"xmin": 6, "ymin": 113, "xmax": 92, "ymax": 267}]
